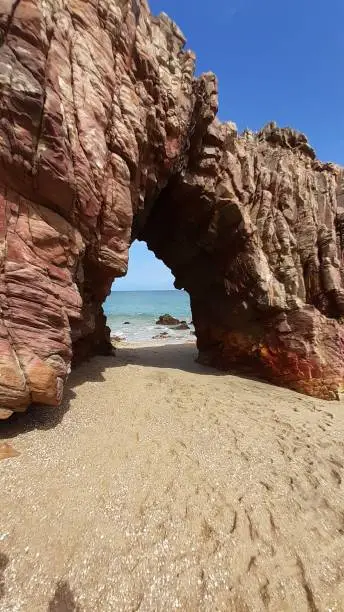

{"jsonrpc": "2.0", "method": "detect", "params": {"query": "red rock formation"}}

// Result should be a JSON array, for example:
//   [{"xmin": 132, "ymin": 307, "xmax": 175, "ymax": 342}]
[
  {"xmin": 0, "ymin": 0, "xmax": 344, "ymax": 416},
  {"xmin": 143, "ymin": 122, "xmax": 344, "ymax": 399}
]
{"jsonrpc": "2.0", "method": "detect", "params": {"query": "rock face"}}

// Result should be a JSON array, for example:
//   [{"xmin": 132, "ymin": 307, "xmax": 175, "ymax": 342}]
[
  {"xmin": 144, "ymin": 123, "xmax": 344, "ymax": 399},
  {"xmin": 0, "ymin": 0, "xmax": 344, "ymax": 414}
]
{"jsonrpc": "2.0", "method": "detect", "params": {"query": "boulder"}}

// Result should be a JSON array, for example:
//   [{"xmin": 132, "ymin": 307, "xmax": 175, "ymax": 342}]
[
  {"xmin": 152, "ymin": 332, "xmax": 170, "ymax": 340},
  {"xmin": 175, "ymin": 322, "xmax": 190, "ymax": 330},
  {"xmin": 111, "ymin": 335, "xmax": 125, "ymax": 343},
  {"xmin": 156, "ymin": 314, "xmax": 181, "ymax": 326}
]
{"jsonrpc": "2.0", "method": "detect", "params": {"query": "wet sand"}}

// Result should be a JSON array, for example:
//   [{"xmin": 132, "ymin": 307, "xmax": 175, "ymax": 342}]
[{"xmin": 1, "ymin": 343, "xmax": 344, "ymax": 611}]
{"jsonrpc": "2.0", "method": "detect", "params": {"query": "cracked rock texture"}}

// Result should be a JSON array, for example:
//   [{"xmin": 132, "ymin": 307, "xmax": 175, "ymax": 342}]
[{"xmin": 0, "ymin": 0, "xmax": 344, "ymax": 414}]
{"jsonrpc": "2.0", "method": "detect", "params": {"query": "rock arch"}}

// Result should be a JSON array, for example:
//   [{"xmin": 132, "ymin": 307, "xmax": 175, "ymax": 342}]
[{"xmin": 1, "ymin": 0, "xmax": 344, "ymax": 418}]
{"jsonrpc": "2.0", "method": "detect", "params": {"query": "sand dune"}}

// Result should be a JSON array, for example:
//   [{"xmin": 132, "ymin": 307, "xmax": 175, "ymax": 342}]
[{"xmin": 1, "ymin": 343, "xmax": 344, "ymax": 611}]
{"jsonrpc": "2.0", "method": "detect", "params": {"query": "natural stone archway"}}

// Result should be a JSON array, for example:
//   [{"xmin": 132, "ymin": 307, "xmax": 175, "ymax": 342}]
[
  {"xmin": 141, "ymin": 123, "xmax": 344, "ymax": 400},
  {"xmin": 1, "ymin": 0, "xmax": 344, "ymax": 418}
]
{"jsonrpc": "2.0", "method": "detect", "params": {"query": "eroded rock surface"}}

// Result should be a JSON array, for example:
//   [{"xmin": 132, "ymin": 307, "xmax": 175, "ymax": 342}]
[
  {"xmin": 0, "ymin": 0, "xmax": 344, "ymax": 413},
  {"xmin": 143, "ymin": 122, "xmax": 344, "ymax": 399}
]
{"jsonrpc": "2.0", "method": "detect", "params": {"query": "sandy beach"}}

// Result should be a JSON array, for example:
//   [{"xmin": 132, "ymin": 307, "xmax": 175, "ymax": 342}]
[{"xmin": 1, "ymin": 342, "xmax": 344, "ymax": 611}]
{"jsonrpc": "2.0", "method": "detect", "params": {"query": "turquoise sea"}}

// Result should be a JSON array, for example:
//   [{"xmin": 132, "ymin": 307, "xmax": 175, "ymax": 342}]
[{"xmin": 103, "ymin": 290, "xmax": 194, "ymax": 343}]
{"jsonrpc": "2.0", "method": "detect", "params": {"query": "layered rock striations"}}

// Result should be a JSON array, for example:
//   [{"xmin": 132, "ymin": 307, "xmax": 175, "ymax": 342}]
[
  {"xmin": 143, "ymin": 122, "xmax": 344, "ymax": 399},
  {"xmin": 0, "ymin": 0, "xmax": 344, "ymax": 416}
]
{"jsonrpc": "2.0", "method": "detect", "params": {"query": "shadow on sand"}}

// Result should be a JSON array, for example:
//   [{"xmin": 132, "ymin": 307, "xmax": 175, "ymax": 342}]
[
  {"xmin": 0, "ymin": 553, "xmax": 9, "ymax": 601},
  {"xmin": 0, "ymin": 343, "xmax": 260, "ymax": 439},
  {"xmin": 0, "ymin": 352, "xmax": 115, "ymax": 439},
  {"xmin": 48, "ymin": 580, "xmax": 81, "ymax": 612}
]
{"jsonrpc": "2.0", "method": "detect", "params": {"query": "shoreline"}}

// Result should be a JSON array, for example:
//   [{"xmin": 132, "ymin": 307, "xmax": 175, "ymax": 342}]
[{"xmin": 111, "ymin": 338, "xmax": 196, "ymax": 349}]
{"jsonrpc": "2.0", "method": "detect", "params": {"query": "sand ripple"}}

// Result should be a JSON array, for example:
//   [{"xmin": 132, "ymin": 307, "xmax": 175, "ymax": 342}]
[{"xmin": 1, "ymin": 344, "xmax": 344, "ymax": 611}]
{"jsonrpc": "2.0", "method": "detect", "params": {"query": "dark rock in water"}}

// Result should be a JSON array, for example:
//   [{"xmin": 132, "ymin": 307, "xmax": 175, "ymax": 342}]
[
  {"xmin": 156, "ymin": 314, "xmax": 181, "ymax": 326},
  {"xmin": 111, "ymin": 335, "xmax": 125, "ymax": 343},
  {"xmin": 153, "ymin": 331, "xmax": 170, "ymax": 339},
  {"xmin": 190, "ymin": 331, "xmax": 196, "ymax": 336},
  {"xmin": 176, "ymin": 322, "xmax": 190, "ymax": 330},
  {"xmin": 123, "ymin": 322, "xmax": 130, "ymax": 325}
]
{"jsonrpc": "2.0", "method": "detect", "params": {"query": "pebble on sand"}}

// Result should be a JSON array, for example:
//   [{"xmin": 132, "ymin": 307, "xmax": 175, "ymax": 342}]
[{"xmin": 0, "ymin": 443, "xmax": 20, "ymax": 461}]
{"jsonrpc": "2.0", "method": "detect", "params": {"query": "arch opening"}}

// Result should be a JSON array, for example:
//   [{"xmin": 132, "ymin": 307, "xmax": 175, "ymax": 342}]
[{"xmin": 103, "ymin": 241, "xmax": 194, "ymax": 345}]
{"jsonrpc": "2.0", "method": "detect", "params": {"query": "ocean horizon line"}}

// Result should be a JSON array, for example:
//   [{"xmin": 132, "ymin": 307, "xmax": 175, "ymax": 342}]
[{"xmin": 111, "ymin": 288, "xmax": 182, "ymax": 293}]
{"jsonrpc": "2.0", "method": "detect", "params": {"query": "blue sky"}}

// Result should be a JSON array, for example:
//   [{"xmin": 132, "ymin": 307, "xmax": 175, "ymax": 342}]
[
  {"xmin": 113, "ymin": 241, "xmax": 175, "ymax": 290},
  {"xmin": 114, "ymin": 0, "xmax": 344, "ymax": 291}
]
